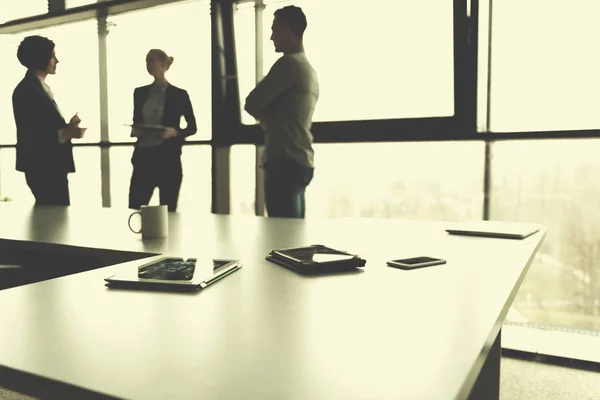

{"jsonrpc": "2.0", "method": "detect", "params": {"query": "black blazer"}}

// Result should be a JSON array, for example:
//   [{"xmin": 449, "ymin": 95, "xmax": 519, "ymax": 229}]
[
  {"xmin": 133, "ymin": 83, "xmax": 197, "ymax": 156},
  {"xmin": 12, "ymin": 71, "xmax": 74, "ymax": 173}
]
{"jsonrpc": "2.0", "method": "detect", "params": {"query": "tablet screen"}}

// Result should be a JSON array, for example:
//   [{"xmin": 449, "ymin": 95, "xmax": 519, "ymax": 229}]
[
  {"xmin": 279, "ymin": 247, "xmax": 354, "ymax": 263},
  {"xmin": 138, "ymin": 259, "xmax": 196, "ymax": 281}
]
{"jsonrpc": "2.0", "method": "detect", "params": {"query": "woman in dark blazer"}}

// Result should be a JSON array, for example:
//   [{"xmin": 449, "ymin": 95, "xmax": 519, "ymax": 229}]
[
  {"xmin": 128, "ymin": 48, "xmax": 197, "ymax": 212},
  {"xmin": 12, "ymin": 35, "xmax": 86, "ymax": 205}
]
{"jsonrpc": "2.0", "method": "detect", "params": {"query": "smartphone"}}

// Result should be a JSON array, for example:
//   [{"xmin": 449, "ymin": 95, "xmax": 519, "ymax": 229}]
[{"xmin": 386, "ymin": 256, "xmax": 446, "ymax": 270}]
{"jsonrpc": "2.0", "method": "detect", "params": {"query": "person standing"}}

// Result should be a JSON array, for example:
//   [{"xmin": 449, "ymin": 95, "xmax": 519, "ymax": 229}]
[
  {"xmin": 128, "ymin": 49, "xmax": 197, "ymax": 212},
  {"xmin": 12, "ymin": 35, "xmax": 87, "ymax": 206},
  {"xmin": 245, "ymin": 5, "xmax": 319, "ymax": 218}
]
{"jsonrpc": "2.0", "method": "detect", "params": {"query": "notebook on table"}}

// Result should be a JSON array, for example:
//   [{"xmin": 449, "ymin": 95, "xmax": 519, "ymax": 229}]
[{"xmin": 445, "ymin": 221, "xmax": 540, "ymax": 240}]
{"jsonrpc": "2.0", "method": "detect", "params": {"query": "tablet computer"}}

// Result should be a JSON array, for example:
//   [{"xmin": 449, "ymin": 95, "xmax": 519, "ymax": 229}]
[
  {"xmin": 267, "ymin": 244, "xmax": 366, "ymax": 275},
  {"xmin": 125, "ymin": 124, "xmax": 165, "ymax": 139},
  {"xmin": 445, "ymin": 221, "xmax": 540, "ymax": 240},
  {"xmin": 105, "ymin": 257, "xmax": 241, "ymax": 292}
]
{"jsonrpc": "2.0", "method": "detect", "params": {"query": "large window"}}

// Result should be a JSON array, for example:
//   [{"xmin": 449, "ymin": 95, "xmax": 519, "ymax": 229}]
[
  {"xmin": 70, "ymin": 147, "xmax": 102, "ymax": 207},
  {"xmin": 109, "ymin": 145, "xmax": 211, "ymax": 213},
  {"xmin": 177, "ymin": 145, "xmax": 212, "ymax": 213},
  {"xmin": 0, "ymin": 1, "xmax": 47, "ymax": 24},
  {"xmin": 66, "ymin": 0, "xmax": 103, "ymax": 7},
  {"xmin": 230, "ymin": 145, "xmax": 256, "ymax": 215},
  {"xmin": 305, "ymin": 142, "xmax": 484, "ymax": 220},
  {"xmin": 39, "ymin": 20, "xmax": 101, "ymax": 143},
  {"xmin": 489, "ymin": 0, "xmax": 600, "ymax": 132},
  {"xmin": 0, "ymin": 147, "xmax": 101, "ymax": 207},
  {"xmin": 251, "ymin": 0, "xmax": 455, "ymax": 122},
  {"xmin": 0, "ymin": 20, "xmax": 100, "ymax": 145},
  {"xmin": 0, "ymin": 149, "xmax": 31, "ymax": 203},
  {"xmin": 106, "ymin": 0, "xmax": 211, "ymax": 142},
  {"xmin": 0, "ymin": 32, "xmax": 28, "ymax": 145},
  {"xmin": 234, "ymin": 2, "xmax": 257, "ymax": 126},
  {"xmin": 492, "ymin": 139, "xmax": 600, "ymax": 333}
]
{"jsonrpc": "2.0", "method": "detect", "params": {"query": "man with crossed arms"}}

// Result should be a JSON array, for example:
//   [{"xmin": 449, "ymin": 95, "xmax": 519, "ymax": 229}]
[{"xmin": 245, "ymin": 5, "xmax": 319, "ymax": 219}]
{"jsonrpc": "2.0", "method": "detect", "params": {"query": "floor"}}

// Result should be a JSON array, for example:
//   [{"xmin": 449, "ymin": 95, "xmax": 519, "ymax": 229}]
[
  {"xmin": 500, "ymin": 352, "xmax": 600, "ymax": 400},
  {"xmin": 2, "ymin": 353, "xmax": 600, "ymax": 400}
]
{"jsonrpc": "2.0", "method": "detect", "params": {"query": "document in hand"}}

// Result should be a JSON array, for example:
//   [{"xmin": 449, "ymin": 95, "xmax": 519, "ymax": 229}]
[{"xmin": 126, "ymin": 124, "xmax": 165, "ymax": 139}]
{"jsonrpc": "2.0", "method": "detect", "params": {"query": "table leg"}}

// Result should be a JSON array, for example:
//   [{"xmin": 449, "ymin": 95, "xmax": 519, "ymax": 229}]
[{"xmin": 467, "ymin": 328, "xmax": 501, "ymax": 400}]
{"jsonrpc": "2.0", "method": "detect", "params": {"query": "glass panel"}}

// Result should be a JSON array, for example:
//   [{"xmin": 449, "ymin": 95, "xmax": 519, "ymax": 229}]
[
  {"xmin": 0, "ymin": 20, "xmax": 100, "ymax": 145},
  {"xmin": 492, "ymin": 139, "xmax": 600, "ymax": 333},
  {"xmin": 253, "ymin": 0, "xmax": 454, "ymax": 122},
  {"xmin": 476, "ymin": 0, "xmax": 491, "ymax": 132},
  {"xmin": 490, "ymin": 0, "xmax": 600, "ymax": 132},
  {"xmin": 0, "ymin": 147, "xmax": 101, "ymax": 207},
  {"xmin": 0, "ymin": 33, "xmax": 25, "ymax": 145},
  {"xmin": 70, "ymin": 147, "xmax": 102, "ymax": 206},
  {"xmin": 305, "ymin": 142, "xmax": 484, "ymax": 220},
  {"xmin": 66, "ymin": 0, "xmax": 103, "ymax": 7},
  {"xmin": 0, "ymin": 1, "xmax": 47, "ymax": 24},
  {"xmin": 178, "ymin": 145, "xmax": 211, "ymax": 213},
  {"xmin": 230, "ymin": 145, "xmax": 256, "ymax": 215},
  {"xmin": 108, "ymin": 146, "xmax": 135, "ymax": 209},
  {"xmin": 109, "ymin": 145, "xmax": 211, "ymax": 213},
  {"xmin": 0, "ymin": 148, "xmax": 33, "ymax": 204},
  {"xmin": 106, "ymin": 0, "xmax": 211, "ymax": 142},
  {"xmin": 234, "ymin": 2, "xmax": 256, "ymax": 125}
]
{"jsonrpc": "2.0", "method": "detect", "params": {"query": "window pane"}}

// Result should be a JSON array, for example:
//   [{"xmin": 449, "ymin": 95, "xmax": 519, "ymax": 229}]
[
  {"xmin": 178, "ymin": 145, "xmax": 211, "ymax": 213},
  {"xmin": 106, "ymin": 0, "xmax": 211, "ymax": 142},
  {"xmin": 70, "ymin": 147, "xmax": 102, "ymax": 206},
  {"xmin": 234, "ymin": 2, "xmax": 256, "ymax": 125},
  {"xmin": 108, "ymin": 146, "xmax": 134, "ymax": 209},
  {"xmin": 0, "ymin": 147, "xmax": 101, "ymax": 206},
  {"xmin": 0, "ymin": 1, "xmax": 47, "ymax": 24},
  {"xmin": 39, "ymin": 20, "xmax": 101, "ymax": 143},
  {"xmin": 0, "ymin": 148, "xmax": 32, "ymax": 204},
  {"xmin": 0, "ymin": 20, "xmax": 101, "ymax": 145},
  {"xmin": 490, "ymin": 1, "xmax": 600, "ymax": 132},
  {"xmin": 230, "ymin": 145, "xmax": 256, "ymax": 215},
  {"xmin": 0, "ymin": 34, "xmax": 25, "ymax": 145},
  {"xmin": 305, "ymin": 142, "xmax": 484, "ymax": 220},
  {"xmin": 109, "ymin": 145, "xmax": 211, "ymax": 213},
  {"xmin": 66, "ymin": 0, "xmax": 103, "ymax": 7},
  {"xmin": 476, "ymin": 0, "xmax": 491, "ymax": 132},
  {"xmin": 256, "ymin": 0, "xmax": 454, "ymax": 122},
  {"xmin": 492, "ymin": 139, "xmax": 600, "ymax": 334}
]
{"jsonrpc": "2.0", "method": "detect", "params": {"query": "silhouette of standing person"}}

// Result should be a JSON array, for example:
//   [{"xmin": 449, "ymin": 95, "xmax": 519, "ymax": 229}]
[
  {"xmin": 245, "ymin": 6, "xmax": 319, "ymax": 218},
  {"xmin": 12, "ymin": 35, "xmax": 87, "ymax": 205},
  {"xmin": 128, "ymin": 49, "xmax": 197, "ymax": 212}
]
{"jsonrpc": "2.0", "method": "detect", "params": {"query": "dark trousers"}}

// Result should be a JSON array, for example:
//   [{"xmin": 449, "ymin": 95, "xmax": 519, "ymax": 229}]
[
  {"xmin": 25, "ymin": 171, "xmax": 70, "ymax": 206},
  {"xmin": 128, "ymin": 148, "xmax": 183, "ymax": 212},
  {"xmin": 264, "ymin": 157, "xmax": 314, "ymax": 218}
]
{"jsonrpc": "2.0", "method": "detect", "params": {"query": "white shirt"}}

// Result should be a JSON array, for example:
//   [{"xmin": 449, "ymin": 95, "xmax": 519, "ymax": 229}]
[{"xmin": 37, "ymin": 76, "xmax": 68, "ymax": 144}]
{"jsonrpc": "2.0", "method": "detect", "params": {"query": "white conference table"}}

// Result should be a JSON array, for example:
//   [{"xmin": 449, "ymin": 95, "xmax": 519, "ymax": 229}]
[{"xmin": 0, "ymin": 204, "xmax": 545, "ymax": 399}]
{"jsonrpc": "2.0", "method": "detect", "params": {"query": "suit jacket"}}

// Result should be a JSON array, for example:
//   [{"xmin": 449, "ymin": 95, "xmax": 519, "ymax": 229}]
[
  {"xmin": 12, "ymin": 71, "xmax": 74, "ymax": 173},
  {"xmin": 133, "ymin": 83, "xmax": 197, "ymax": 156}
]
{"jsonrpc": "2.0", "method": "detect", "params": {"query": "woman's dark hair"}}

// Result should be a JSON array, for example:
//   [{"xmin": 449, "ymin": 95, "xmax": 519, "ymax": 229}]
[
  {"xmin": 274, "ymin": 5, "xmax": 307, "ymax": 37},
  {"xmin": 17, "ymin": 35, "xmax": 55, "ymax": 70}
]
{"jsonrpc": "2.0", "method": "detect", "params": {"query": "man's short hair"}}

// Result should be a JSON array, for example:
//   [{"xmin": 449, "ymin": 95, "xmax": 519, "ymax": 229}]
[
  {"xmin": 17, "ymin": 35, "xmax": 55, "ymax": 70},
  {"xmin": 274, "ymin": 6, "xmax": 307, "ymax": 37}
]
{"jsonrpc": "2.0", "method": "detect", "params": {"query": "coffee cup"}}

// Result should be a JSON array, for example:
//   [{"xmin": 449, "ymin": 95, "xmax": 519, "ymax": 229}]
[{"xmin": 128, "ymin": 205, "xmax": 168, "ymax": 239}]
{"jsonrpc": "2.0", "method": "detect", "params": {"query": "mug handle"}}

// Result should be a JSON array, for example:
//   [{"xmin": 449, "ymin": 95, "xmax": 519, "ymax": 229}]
[{"xmin": 128, "ymin": 211, "xmax": 142, "ymax": 234}]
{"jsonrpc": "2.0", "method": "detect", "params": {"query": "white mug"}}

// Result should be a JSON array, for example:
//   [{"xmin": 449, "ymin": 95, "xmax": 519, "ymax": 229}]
[{"xmin": 128, "ymin": 205, "xmax": 168, "ymax": 239}]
